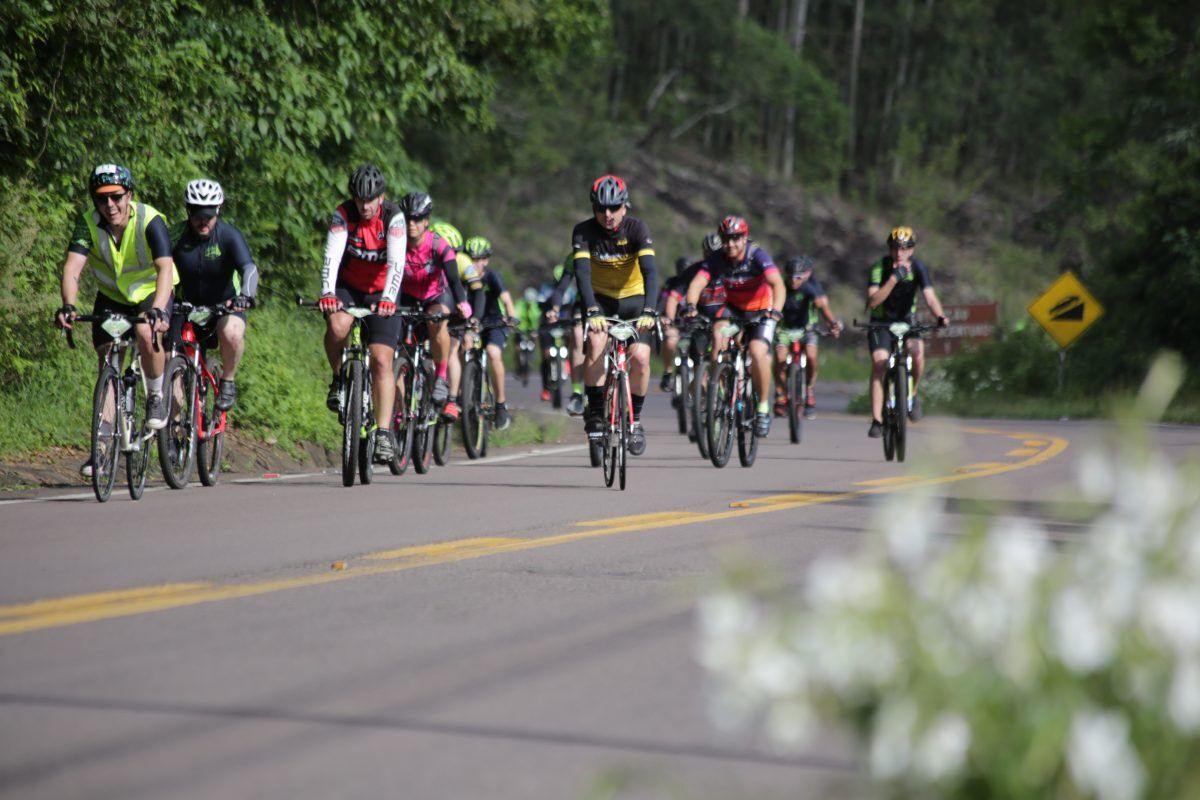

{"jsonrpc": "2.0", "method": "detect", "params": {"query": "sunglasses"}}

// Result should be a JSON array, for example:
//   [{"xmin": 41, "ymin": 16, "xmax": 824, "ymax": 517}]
[
  {"xmin": 720, "ymin": 233, "xmax": 746, "ymax": 243},
  {"xmin": 93, "ymin": 192, "xmax": 128, "ymax": 206},
  {"xmin": 408, "ymin": 214, "xmax": 430, "ymax": 223},
  {"xmin": 593, "ymin": 204, "xmax": 624, "ymax": 214}
]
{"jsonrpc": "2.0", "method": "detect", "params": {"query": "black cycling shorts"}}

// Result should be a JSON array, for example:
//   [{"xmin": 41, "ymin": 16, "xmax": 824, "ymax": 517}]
[
  {"xmin": 867, "ymin": 317, "xmax": 921, "ymax": 353},
  {"xmin": 723, "ymin": 306, "xmax": 777, "ymax": 346},
  {"xmin": 594, "ymin": 293, "xmax": 654, "ymax": 346},
  {"xmin": 335, "ymin": 285, "xmax": 402, "ymax": 347},
  {"xmin": 479, "ymin": 319, "xmax": 509, "ymax": 349}
]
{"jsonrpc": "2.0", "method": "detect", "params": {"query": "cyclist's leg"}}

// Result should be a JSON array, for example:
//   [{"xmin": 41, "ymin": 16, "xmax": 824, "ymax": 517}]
[
  {"xmin": 746, "ymin": 328, "xmax": 775, "ymax": 411},
  {"xmin": 773, "ymin": 338, "xmax": 789, "ymax": 405},
  {"xmin": 659, "ymin": 320, "xmax": 678, "ymax": 390},
  {"xmin": 364, "ymin": 298, "xmax": 403, "ymax": 431},
  {"xmin": 908, "ymin": 336, "xmax": 925, "ymax": 395},
  {"xmin": 131, "ymin": 293, "xmax": 169, "ymax": 382},
  {"xmin": 484, "ymin": 327, "xmax": 507, "ymax": 404},
  {"xmin": 423, "ymin": 294, "xmax": 453, "ymax": 403},
  {"xmin": 868, "ymin": 328, "xmax": 890, "ymax": 424},
  {"xmin": 214, "ymin": 313, "xmax": 247, "ymax": 381},
  {"xmin": 323, "ymin": 286, "xmax": 357, "ymax": 375},
  {"xmin": 447, "ymin": 328, "xmax": 463, "ymax": 400}
]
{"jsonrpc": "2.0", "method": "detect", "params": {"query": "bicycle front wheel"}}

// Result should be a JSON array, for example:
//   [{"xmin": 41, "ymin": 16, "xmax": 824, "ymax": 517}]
[
  {"xmin": 787, "ymin": 360, "xmax": 803, "ymax": 444},
  {"xmin": 91, "ymin": 367, "xmax": 121, "ymax": 503},
  {"xmin": 412, "ymin": 365, "xmax": 433, "ymax": 474},
  {"xmin": 706, "ymin": 362, "xmax": 736, "ymax": 468},
  {"xmin": 674, "ymin": 357, "xmax": 689, "ymax": 435},
  {"xmin": 882, "ymin": 368, "xmax": 897, "ymax": 462},
  {"xmin": 461, "ymin": 360, "xmax": 484, "ymax": 459},
  {"xmin": 159, "ymin": 356, "xmax": 196, "ymax": 489},
  {"xmin": 342, "ymin": 360, "xmax": 363, "ymax": 486},
  {"xmin": 126, "ymin": 381, "xmax": 151, "ymax": 500},
  {"xmin": 894, "ymin": 359, "xmax": 908, "ymax": 463},
  {"xmin": 390, "ymin": 357, "xmax": 412, "ymax": 475},
  {"xmin": 737, "ymin": 381, "xmax": 759, "ymax": 468},
  {"xmin": 617, "ymin": 373, "xmax": 629, "ymax": 490}
]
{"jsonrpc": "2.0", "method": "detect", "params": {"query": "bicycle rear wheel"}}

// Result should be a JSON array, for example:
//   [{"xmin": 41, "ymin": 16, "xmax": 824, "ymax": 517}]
[
  {"xmin": 196, "ymin": 378, "xmax": 223, "ymax": 486},
  {"xmin": 691, "ymin": 359, "xmax": 709, "ymax": 459},
  {"xmin": 91, "ymin": 367, "xmax": 121, "ymax": 503},
  {"xmin": 159, "ymin": 356, "xmax": 196, "ymax": 489},
  {"xmin": 341, "ymin": 360, "xmax": 363, "ymax": 486},
  {"xmin": 432, "ymin": 419, "xmax": 450, "ymax": 466},
  {"xmin": 479, "ymin": 370, "xmax": 493, "ymax": 458},
  {"xmin": 787, "ymin": 359, "xmax": 803, "ymax": 445},
  {"xmin": 390, "ymin": 357, "xmax": 412, "ymax": 475},
  {"xmin": 461, "ymin": 360, "xmax": 484, "ymax": 459},
  {"xmin": 126, "ymin": 380, "xmax": 151, "ymax": 500},
  {"xmin": 894, "ymin": 360, "xmax": 908, "ymax": 463},
  {"xmin": 707, "ymin": 362, "xmax": 735, "ymax": 468},
  {"xmin": 551, "ymin": 359, "xmax": 563, "ymax": 409}
]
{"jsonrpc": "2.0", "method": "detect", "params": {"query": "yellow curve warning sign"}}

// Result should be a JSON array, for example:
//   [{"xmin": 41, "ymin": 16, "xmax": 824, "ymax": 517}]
[{"xmin": 1028, "ymin": 271, "xmax": 1104, "ymax": 349}]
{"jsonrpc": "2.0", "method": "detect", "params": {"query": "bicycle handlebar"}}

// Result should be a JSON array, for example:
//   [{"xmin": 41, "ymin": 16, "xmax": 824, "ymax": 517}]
[
  {"xmin": 852, "ymin": 318, "xmax": 939, "ymax": 335},
  {"xmin": 63, "ymin": 313, "xmax": 159, "ymax": 352}
]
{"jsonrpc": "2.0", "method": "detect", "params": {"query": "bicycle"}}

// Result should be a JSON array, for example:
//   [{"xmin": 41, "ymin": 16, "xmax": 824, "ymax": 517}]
[
  {"xmin": 854, "ymin": 319, "xmax": 936, "ymax": 463},
  {"xmin": 298, "ymin": 295, "xmax": 378, "ymax": 487},
  {"xmin": 675, "ymin": 315, "xmax": 714, "ymax": 457},
  {"xmin": 159, "ymin": 302, "xmax": 236, "ymax": 489},
  {"xmin": 590, "ymin": 316, "xmax": 645, "ymax": 490},
  {"xmin": 65, "ymin": 313, "xmax": 162, "ymax": 502},
  {"xmin": 776, "ymin": 325, "xmax": 829, "ymax": 445},
  {"xmin": 540, "ymin": 323, "xmax": 570, "ymax": 410},
  {"xmin": 514, "ymin": 329, "xmax": 535, "ymax": 387},
  {"xmin": 460, "ymin": 318, "xmax": 513, "ymax": 460},
  {"xmin": 392, "ymin": 308, "xmax": 448, "ymax": 475},
  {"xmin": 705, "ymin": 312, "xmax": 770, "ymax": 469}
]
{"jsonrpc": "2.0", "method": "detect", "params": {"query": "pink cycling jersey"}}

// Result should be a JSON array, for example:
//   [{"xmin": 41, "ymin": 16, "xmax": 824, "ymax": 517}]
[{"xmin": 401, "ymin": 231, "xmax": 457, "ymax": 302}]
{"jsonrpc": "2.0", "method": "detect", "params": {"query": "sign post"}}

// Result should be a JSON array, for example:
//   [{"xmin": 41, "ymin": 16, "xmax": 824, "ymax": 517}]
[{"xmin": 1027, "ymin": 271, "xmax": 1104, "ymax": 393}]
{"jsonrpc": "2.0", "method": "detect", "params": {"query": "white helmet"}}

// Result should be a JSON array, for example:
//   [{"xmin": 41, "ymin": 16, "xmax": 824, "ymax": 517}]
[{"xmin": 185, "ymin": 178, "xmax": 224, "ymax": 206}]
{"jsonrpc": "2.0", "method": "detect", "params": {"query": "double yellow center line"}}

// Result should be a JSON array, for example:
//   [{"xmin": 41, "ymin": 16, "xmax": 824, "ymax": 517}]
[{"xmin": 0, "ymin": 427, "xmax": 1067, "ymax": 637}]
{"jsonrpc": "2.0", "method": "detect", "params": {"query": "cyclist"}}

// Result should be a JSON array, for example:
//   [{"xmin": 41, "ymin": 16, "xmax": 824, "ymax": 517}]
[
  {"xmin": 663, "ymin": 232, "xmax": 727, "ymax": 359},
  {"xmin": 55, "ymin": 164, "xmax": 178, "ymax": 476},
  {"xmin": 169, "ymin": 179, "xmax": 259, "ymax": 411},
  {"xmin": 545, "ymin": 254, "xmax": 585, "ymax": 412},
  {"xmin": 572, "ymin": 175, "xmax": 658, "ymax": 455},
  {"xmin": 462, "ymin": 236, "xmax": 520, "ymax": 430},
  {"xmin": 318, "ymin": 163, "xmax": 405, "ymax": 461},
  {"xmin": 396, "ymin": 192, "xmax": 473, "ymax": 415},
  {"xmin": 865, "ymin": 225, "xmax": 948, "ymax": 437},
  {"xmin": 657, "ymin": 256, "xmax": 692, "ymax": 393},
  {"xmin": 430, "ymin": 219, "xmax": 473, "ymax": 421},
  {"xmin": 775, "ymin": 255, "xmax": 842, "ymax": 419},
  {"xmin": 683, "ymin": 216, "xmax": 784, "ymax": 439}
]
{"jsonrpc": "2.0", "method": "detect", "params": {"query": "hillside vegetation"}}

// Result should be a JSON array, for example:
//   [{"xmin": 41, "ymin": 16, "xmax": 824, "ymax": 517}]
[{"xmin": 1, "ymin": 0, "xmax": 1197, "ymax": 458}]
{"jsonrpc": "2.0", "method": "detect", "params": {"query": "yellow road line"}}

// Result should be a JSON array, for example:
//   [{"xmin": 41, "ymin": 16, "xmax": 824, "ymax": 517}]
[
  {"xmin": 1007, "ymin": 448, "xmax": 1040, "ymax": 457},
  {"xmin": 854, "ymin": 476, "xmax": 924, "ymax": 487},
  {"xmin": 0, "ymin": 430, "xmax": 1069, "ymax": 638}
]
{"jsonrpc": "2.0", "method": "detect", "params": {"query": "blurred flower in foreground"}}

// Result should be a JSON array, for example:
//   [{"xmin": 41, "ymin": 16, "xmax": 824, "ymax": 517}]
[{"xmin": 698, "ymin": 354, "xmax": 1200, "ymax": 798}]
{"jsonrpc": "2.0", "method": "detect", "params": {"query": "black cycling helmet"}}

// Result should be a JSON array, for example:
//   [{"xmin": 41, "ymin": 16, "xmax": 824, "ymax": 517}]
[
  {"xmin": 785, "ymin": 255, "xmax": 814, "ymax": 277},
  {"xmin": 349, "ymin": 163, "xmax": 386, "ymax": 200},
  {"xmin": 89, "ymin": 163, "xmax": 135, "ymax": 195},
  {"xmin": 590, "ymin": 174, "xmax": 629, "ymax": 207},
  {"xmin": 674, "ymin": 256, "xmax": 690, "ymax": 275},
  {"xmin": 701, "ymin": 232, "xmax": 722, "ymax": 257},
  {"xmin": 400, "ymin": 192, "xmax": 433, "ymax": 219}
]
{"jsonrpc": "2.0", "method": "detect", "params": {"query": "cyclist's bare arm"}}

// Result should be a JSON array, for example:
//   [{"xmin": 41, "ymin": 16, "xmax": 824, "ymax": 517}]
[
  {"xmin": 766, "ymin": 270, "xmax": 786, "ymax": 313},
  {"xmin": 57, "ymin": 251, "xmax": 88, "ymax": 327},
  {"xmin": 922, "ymin": 286, "xmax": 946, "ymax": 320},
  {"xmin": 683, "ymin": 269, "xmax": 712, "ymax": 309}
]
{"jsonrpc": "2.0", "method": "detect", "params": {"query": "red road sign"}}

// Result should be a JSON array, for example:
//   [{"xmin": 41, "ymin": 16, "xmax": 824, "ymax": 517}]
[{"xmin": 925, "ymin": 303, "xmax": 998, "ymax": 357}]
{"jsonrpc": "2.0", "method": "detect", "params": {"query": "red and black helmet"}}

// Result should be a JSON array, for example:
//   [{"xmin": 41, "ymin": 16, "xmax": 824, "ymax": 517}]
[
  {"xmin": 590, "ymin": 174, "xmax": 628, "ymax": 207},
  {"xmin": 718, "ymin": 216, "xmax": 749, "ymax": 238}
]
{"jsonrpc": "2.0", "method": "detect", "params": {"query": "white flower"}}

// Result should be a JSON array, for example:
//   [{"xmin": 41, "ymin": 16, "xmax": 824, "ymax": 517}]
[
  {"xmin": 744, "ymin": 635, "xmax": 806, "ymax": 697},
  {"xmin": 1051, "ymin": 586, "xmax": 1117, "ymax": 673},
  {"xmin": 1066, "ymin": 708, "xmax": 1145, "ymax": 800},
  {"xmin": 1169, "ymin": 657, "xmax": 1200, "ymax": 733},
  {"xmin": 1139, "ymin": 582, "xmax": 1200, "ymax": 657},
  {"xmin": 879, "ymin": 490, "xmax": 943, "ymax": 571},
  {"xmin": 1078, "ymin": 448, "xmax": 1117, "ymax": 503},
  {"xmin": 765, "ymin": 698, "xmax": 815, "ymax": 750},
  {"xmin": 984, "ymin": 518, "xmax": 1048, "ymax": 594},
  {"xmin": 868, "ymin": 696, "xmax": 917, "ymax": 779},
  {"xmin": 913, "ymin": 713, "xmax": 972, "ymax": 783},
  {"xmin": 805, "ymin": 556, "xmax": 885, "ymax": 612}
]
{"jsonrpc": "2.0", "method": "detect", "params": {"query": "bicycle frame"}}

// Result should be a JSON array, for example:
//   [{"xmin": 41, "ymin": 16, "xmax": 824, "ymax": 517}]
[
  {"xmin": 174, "ymin": 306, "xmax": 228, "ymax": 443},
  {"xmin": 603, "ymin": 320, "xmax": 638, "ymax": 436}
]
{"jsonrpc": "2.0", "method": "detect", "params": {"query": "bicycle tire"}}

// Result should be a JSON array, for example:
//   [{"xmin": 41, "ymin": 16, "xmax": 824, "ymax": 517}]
[
  {"xmin": 787, "ymin": 359, "xmax": 803, "ymax": 445},
  {"xmin": 159, "ymin": 356, "xmax": 196, "ymax": 489},
  {"xmin": 342, "ymin": 359, "xmax": 363, "ymax": 486},
  {"xmin": 432, "ymin": 419, "xmax": 450, "ymax": 467},
  {"xmin": 707, "ymin": 362, "xmax": 735, "ymax": 468},
  {"xmin": 674, "ymin": 357, "xmax": 689, "ymax": 435},
  {"xmin": 882, "ymin": 368, "xmax": 896, "ymax": 462},
  {"xmin": 737, "ymin": 380, "xmax": 759, "ymax": 468},
  {"xmin": 461, "ymin": 359, "xmax": 484, "ymax": 459},
  {"xmin": 412, "ymin": 365, "xmax": 433, "ymax": 474},
  {"xmin": 617, "ymin": 373, "xmax": 628, "ymax": 490},
  {"xmin": 479, "ymin": 365, "xmax": 493, "ymax": 458},
  {"xmin": 691, "ymin": 359, "xmax": 709, "ymax": 459},
  {"xmin": 602, "ymin": 378, "xmax": 617, "ymax": 488},
  {"xmin": 895, "ymin": 358, "xmax": 908, "ymax": 463},
  {"xmin": 126, "ymin": 377, "xmax": 151, "ymax": 500},
  {"xmin": 91, "ymin": 367, "xmax": 121, "ymax": 503},
  {"xmin": 589, "ymin": 439, "xmax": 603, "ymax": 468},
  {"xmin": 390, "ymin": 357, "xmax": 412, "ymax": 475},
  {"xmin": 551, "ymin": 359, "xmax": 563, "ymax": 410},
  {"xmin": 197, "ymin": 378, "xmax": 223, "ymax": 486}
]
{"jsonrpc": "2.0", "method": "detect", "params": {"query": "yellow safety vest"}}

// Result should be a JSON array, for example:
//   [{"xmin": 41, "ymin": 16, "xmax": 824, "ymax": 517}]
[{"xmin": 85, "ymin": 202, "xmax": 178, "ymax": 304}]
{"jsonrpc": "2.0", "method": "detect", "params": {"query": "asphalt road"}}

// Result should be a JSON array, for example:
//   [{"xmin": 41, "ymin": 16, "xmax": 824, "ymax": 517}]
[{"xmin": 2, "ymin": 378, "xmax": 1197, "ymax": 799}]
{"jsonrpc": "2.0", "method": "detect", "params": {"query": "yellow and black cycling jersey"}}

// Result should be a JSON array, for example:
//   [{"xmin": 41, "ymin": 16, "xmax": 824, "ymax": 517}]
[{"xmin": 571, "ymin": 216, "xmax": 657, "ymax": 307}]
